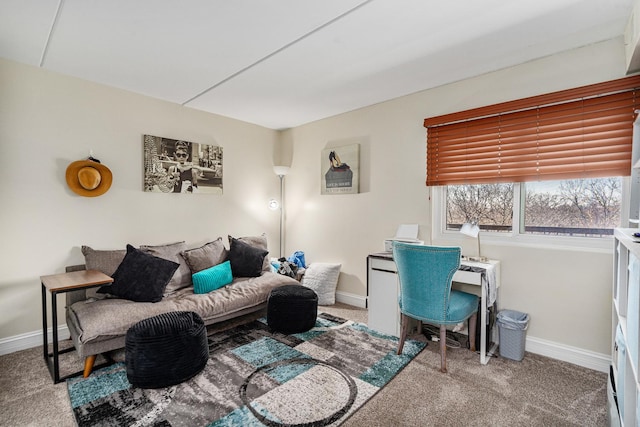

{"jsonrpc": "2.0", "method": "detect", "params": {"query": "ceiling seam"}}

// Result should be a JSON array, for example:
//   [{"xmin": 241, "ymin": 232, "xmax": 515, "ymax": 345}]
[
  {"xmin": 39, "ymin": 0, "xmax": 65, "ymax": 67},
  {"xmin": 181, "ymin": 0, "xmax": 376, "ymax": 106}
]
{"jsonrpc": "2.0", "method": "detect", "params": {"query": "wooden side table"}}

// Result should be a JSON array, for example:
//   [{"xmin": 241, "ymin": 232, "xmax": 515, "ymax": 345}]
[{"xmin": 40, "ymin": 269, "xmax": 113, "ymax": 383}]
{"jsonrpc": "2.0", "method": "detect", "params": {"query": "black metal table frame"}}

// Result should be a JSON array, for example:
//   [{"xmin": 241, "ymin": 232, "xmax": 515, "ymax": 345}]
[{"xmin": 41, "ymin": 281, "xmax": 113, "ymax": 383}]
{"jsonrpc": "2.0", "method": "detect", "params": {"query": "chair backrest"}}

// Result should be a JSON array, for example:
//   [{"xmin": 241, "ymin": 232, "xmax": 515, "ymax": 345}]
[{"xmin": 392, "ymin": 242, "xmax": 461, "ymax": 322}]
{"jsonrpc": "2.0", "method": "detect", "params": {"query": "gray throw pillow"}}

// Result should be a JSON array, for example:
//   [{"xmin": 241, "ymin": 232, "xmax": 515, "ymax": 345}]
[
  {"xmin": 181, "ymin": 238, "xmax": 228, "ymax": 273},
  {"xmin": 82, "ymin": 245, "xmax": 126, "ymax": 276}
]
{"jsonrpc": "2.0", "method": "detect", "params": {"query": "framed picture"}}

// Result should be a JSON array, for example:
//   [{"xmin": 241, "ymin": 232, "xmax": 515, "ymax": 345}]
[
  {"xmin": 143, "ymin": 135, "xmax": 223, "ymax": 194},
  {"xmin": 321, "ymin": 144, "xmax": 359, "ymax": 195}
]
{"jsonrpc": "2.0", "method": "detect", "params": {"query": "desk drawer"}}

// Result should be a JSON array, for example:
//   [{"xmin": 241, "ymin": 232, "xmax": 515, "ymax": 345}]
[
  {"xmin": 453, "ymin": 269, "xmax": 481, "ymax": 286},
  {"xmin": 370, "ymin": 258, "xmax": 397, "ymax": 273}
]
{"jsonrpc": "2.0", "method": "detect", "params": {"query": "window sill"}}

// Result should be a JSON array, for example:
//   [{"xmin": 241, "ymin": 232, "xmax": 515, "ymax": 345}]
[{"xmin": 432, "ymin": 230, "xmax": 614, "ymax": 254}]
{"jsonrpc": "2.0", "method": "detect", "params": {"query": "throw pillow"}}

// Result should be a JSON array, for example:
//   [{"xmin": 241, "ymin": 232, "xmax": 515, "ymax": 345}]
[
  {"xmin": 81, "ymin": 245, "xmax": 127, "ymax": 299},
  {"xmin": 97, "ymin": 244, "xmax": 179, "ymax": 303},
  {"xmin": 81, "ymin": 245, "xmax": 126, "ymax": 276},
  {"xmin": 227, "ymin": 237, "xmax": 269, "ymax": 277},
  {"xmin": 192, "ymin": 261, "xmax": 233, "ymax": 294},
  {"xmin": 301, "ymin": 263, "xmax": 341, "ymax": 305},
  {"xmin": 232, "ymin": 234, "xmax": 271, "ymax": 272},
  {"xmin": 140, "ymin": 241, "xmax": 191, "ymax": 296},
  {"xmin": 181, "ymin": 238, "xmax": 228, "ymax": 273}
]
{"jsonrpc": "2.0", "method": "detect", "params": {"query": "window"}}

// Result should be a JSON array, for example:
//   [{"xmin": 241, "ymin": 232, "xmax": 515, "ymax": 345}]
[
  {"xmin": 446, "ymin": 183, "xmax": 513, "ymax": 232},
  {"xmin": 445, "ymin": 177, "xmax": 622, "ymax": 238},
  {"xmin": 426, "ymin": 76, "xmax": 640, "ymax": 246},
  {"xmin": 523, "ymin": 178, "xmax": 621, "ymax": 236}
]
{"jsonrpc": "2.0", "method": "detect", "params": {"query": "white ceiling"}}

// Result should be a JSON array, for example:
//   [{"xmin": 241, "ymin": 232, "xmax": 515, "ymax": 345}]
[{"xmin": 0, "ymin": 0, "xmax": 635, "ymax": 129}]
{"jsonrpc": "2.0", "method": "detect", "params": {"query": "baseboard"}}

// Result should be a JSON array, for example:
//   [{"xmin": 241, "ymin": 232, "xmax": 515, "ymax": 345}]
[
  {"xmin": 525, "ymin": 335, "xmax": 610, "ymax": 373},
  {"xmin": 0, "ymin": 325, "xmax": 70, "ymax": 356},
  {"xmin": 335, "ymin": 291, "xmax": 367, "ymax": 308}
]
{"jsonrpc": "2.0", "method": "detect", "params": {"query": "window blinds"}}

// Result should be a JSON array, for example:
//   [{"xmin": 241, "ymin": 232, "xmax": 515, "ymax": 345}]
[{"xmin": 424, "ymin": 75, "xmax": 640, "ymax": 186}]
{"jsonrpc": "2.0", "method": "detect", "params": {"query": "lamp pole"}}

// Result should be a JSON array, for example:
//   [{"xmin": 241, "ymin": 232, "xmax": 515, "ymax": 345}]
[
  {"xmin": 278, "ymin": 173, "xmax": 285, "ymax": 258},
  {"xmin": 273, "ymin": 166, "xmax": 290, "ymax": 258}
]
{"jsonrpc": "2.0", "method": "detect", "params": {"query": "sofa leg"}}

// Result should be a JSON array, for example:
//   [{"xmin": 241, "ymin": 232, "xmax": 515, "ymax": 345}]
[{"xmin": 83, "ymin": 355, "xmax": 97, "ymax": 378}]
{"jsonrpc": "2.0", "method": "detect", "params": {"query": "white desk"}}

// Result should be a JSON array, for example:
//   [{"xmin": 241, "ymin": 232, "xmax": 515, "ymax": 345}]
[{"xmin": 366, "ymin": 252, "xmax": 500, "ymax": 365}]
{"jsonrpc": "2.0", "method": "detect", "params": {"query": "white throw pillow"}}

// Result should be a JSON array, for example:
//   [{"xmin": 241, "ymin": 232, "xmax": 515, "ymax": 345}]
[{"xmin": 301, "ymin": 263, "xmax": 341, "ymax": 305}]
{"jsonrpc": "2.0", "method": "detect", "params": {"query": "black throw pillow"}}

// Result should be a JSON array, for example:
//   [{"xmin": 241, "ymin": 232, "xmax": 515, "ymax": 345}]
[
  {"xmin": 98, "ymin": 244, "xmax": 179, "ymax": 302},
  {"xmin": 227, "ymin": 237, "xmax": 269, "ymax": 277}
]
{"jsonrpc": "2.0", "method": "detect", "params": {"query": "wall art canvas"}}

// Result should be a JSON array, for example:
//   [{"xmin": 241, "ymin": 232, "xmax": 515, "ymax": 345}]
[
  {"xmin": 143, "ymin": 135, "xmax": 223, "ymax": 194},
  {"xmin": 321, "ymin": 143, "xmax": 359, "ymax": 195}
]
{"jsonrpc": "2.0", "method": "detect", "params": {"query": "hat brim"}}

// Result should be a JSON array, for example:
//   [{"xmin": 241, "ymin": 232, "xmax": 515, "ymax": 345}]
[{"xmin": 65, "ymin": 160, "xmax": 113, "ymax": 197}]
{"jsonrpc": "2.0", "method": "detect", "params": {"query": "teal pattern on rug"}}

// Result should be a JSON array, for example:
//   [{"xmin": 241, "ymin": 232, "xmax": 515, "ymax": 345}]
[{"xmin": 67, "ymin": 313, "xmax": 425, "ymax": 427}]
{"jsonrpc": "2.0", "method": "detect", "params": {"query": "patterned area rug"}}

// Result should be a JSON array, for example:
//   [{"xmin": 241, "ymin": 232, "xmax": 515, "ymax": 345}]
[{"xmin": 67, "ymin": 313, "xmax": 425, "ymax": 426}]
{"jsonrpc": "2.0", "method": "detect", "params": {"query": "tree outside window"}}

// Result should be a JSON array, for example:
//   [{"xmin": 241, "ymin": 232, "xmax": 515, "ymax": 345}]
[{"xmin": 446, "ymin": 177, "xmax": 622, "ymax": 237}]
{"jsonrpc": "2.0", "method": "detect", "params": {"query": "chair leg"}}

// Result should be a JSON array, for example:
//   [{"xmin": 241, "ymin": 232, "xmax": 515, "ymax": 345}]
[
  {"xmin": 396, "ymin": 313, "xmax": 410, "ymax": 355},
  {"xmin": 439, "ymin": 324, "xmax": 447, "ymax": 373},
  {"xmin": 468, "ymin": 312, "xmax": 477, "ymax": 353},
  {"xmin": 83, "ymin": 355, "xmax": 97, "ymax": 378}
]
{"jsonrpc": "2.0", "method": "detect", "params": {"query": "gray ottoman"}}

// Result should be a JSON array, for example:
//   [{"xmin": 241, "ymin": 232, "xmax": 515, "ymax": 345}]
[{"xmin": 125, "ymin": 311, "xmax": 208, "ymax": 388}]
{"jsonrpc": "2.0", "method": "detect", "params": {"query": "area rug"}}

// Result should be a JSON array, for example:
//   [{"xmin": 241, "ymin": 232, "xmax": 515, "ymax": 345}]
[{"xmin": 67, "ymin": 313, "xmax": 425, "ymax": 426}]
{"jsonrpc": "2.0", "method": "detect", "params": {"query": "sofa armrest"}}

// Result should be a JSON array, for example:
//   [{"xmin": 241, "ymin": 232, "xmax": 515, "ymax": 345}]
[{"xmin": 65, "ymin": 264, "xmax": 89, "ymax": 306}]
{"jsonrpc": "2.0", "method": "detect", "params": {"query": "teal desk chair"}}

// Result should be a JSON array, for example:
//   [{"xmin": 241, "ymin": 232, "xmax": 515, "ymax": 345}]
[{"xmin": 393, "ymin": 242, "xmax": 479, "ymax": 373}]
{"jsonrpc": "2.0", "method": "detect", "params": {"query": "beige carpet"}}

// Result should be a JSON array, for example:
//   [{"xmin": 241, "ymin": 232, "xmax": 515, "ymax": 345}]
[{"xmin": 0, "ymin": 303, "xmax": 606, "ymax": 426}]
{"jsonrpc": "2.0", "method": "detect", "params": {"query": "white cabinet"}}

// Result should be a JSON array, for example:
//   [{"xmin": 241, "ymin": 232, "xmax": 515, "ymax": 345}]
[
  {"xmin": 611, "ymin": 228, "xmax": 640, "ymax": 426},
  {"xmin": 367, "ymin": 255, "xmax": 400, "ymax": 336}
]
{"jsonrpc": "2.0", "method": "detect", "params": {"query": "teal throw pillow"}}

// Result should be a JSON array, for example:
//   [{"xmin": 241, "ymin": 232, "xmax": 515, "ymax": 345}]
[{"xmin": 192, "ymin": 261, "xmax": 233, "ymax": 294}]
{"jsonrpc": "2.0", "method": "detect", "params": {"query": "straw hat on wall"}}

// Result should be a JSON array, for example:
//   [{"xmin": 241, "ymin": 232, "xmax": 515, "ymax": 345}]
[{"xmin": 65, "ymin": 158, "xmax": 113, "ymax": 197}]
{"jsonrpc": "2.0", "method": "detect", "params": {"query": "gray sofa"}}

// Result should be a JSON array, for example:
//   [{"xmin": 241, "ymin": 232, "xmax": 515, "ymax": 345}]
[{"xmin": 65, "ymin": 236, "xmax": 299, "ymax": 377}]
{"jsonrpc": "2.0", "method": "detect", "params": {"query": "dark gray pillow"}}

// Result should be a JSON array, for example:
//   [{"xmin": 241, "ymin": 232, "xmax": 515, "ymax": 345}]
[
  {"xmin": 227, "ymin": 237, "xmax": 268, "ymax": 277},
  {"xmin": 98, "ymin": 244, "xmax": 179, "ymax": 303},
  {"xmin": 181, "ymin": 238, "xmax": 228, "ymax": 273},
  {"xmin": 233, "ymin": 234, "xmax": 271, "ymax": 272}
]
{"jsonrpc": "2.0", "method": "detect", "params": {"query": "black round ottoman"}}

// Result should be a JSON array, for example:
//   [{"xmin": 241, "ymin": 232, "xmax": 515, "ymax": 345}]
[
  {"xmin": 267, "ymin": 285, "xmax": 318, "ymax": 334},
  {"xmin": 125, "ymin": 311, "xmax": 208, "ymax": 389}
]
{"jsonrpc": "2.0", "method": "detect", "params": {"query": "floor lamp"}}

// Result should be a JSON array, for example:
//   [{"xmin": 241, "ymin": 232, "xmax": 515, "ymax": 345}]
[{"xmin": 272, "ymin": 166, "xmax": 290, "ymax": 258}]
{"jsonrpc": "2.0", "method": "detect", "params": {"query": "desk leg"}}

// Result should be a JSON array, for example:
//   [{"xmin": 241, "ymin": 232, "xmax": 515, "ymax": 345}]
[{"xmin": 480, "ymin": 282, "xmax": 487, "ymax": 365}]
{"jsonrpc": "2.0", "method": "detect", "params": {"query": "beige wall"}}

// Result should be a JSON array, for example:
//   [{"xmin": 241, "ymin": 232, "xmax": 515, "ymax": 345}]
[
  {"xmin": 284, "ymin": 38, "xmax": 626, "ymax": 355},
  {"xmin": 0, "ymin": 58, "xmax": 281, "ymax": 339},
  {"xmin": 0, "ymin": 37, "xmax": 627, "ymax": 356}
]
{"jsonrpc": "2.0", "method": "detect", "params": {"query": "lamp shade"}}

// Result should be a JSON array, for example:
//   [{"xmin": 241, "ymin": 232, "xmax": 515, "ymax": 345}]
[
  {"xmin": 273, "ymin": 166, "xmax": 290, "ymax": 176},
  {"xmin": 460, "ymin": 222, "xmax": 480, "ymax": 238}
]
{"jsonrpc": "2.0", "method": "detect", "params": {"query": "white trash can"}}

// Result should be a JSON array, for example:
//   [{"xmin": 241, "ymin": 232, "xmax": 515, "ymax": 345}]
[{"xmin": 497, "ymin": 310, "xmax": 529, "ymax": 361}]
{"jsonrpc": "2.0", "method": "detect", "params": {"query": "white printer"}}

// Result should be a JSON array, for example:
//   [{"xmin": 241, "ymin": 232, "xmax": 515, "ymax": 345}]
[{"xmin": 383, "ymin": 224, "xmax": 424, "ymax": 252}]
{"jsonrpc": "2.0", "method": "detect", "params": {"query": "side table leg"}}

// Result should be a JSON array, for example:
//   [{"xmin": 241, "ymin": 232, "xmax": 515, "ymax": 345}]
[
  {"xmin": 51, "ymin": 290, "xmax": 60, "ymax": 383},
  {"xmin": 41, "ymin": 283, "xmax": 48, "ymax": 364}
]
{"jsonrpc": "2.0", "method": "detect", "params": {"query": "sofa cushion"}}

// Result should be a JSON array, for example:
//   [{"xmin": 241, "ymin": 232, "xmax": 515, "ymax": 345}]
[
  {"xmin": 227, "ymin": 237, "xmax": 269, "ymax": 278},
  {"xmin": 181, "ymin": 238, "xmax": 227, "ymax": 273},
  {"xmin": 232, "ymin": 234, "xmax": 271, "ymax": 272},
  {"xmin": 67, "ymin": 272, "xmax": 301, "ymax": 345},
  {"xmin": 192, "ymin": 260, "xmax": 233, "ymax": 294},
  {"xmin": 140, "ymin": 241, "xmax": 191, "ymax": 296},
  {"xmin": 98, "ymin": 244, "xmax": 179, "ymax": 303}
]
